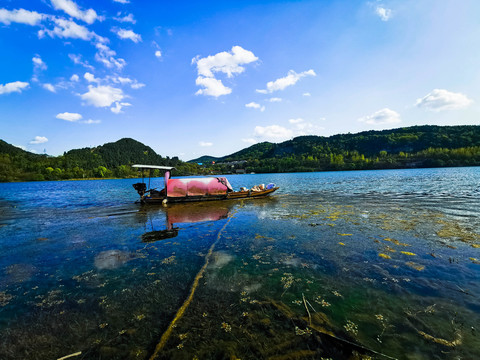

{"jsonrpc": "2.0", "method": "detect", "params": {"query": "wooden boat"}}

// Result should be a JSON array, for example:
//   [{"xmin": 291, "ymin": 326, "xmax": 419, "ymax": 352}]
[{"xmin": 132, "ymin": 164, "xmax": 279, "ymax": 204}]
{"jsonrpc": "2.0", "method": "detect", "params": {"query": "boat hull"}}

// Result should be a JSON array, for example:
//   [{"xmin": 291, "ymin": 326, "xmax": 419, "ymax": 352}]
[{"xmin": 141, "ymin": 187, "xmax": 279, "ymax": 204}]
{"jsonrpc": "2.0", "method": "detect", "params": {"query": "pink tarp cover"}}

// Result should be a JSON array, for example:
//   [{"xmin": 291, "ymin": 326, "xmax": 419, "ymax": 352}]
[{"xmin": 167, "ymin": 177, "xmax": 232, "ymax": 198}]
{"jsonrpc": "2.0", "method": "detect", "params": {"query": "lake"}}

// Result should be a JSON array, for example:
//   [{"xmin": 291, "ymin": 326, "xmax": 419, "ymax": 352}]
[{"xmin": 0, "ymin": 167, "xmax": 479, "ymax": 359}]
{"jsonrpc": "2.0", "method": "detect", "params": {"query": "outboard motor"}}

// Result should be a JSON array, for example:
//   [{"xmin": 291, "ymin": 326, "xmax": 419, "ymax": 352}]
[{"xmin": 133, "ymin": 182, "xmax": 147, "ymax": 196}]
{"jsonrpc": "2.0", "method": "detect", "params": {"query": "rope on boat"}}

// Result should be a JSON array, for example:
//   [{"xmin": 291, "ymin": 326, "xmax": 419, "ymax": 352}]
[{"xmin": 148, "ymin": 210, "xmax": 237, "ymax": 359}]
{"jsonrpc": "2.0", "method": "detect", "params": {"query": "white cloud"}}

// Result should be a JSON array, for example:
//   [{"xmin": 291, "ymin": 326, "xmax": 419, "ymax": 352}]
[
  {"xmin": 70, "ymin": 74, "xmax": 79, "ymax": 82},
  {"xmin": 32, "ymin": 55, "xmax": 47, "ymax": 70},
  {"xmin": 56, "ymin": 112, "xmax": 82, "ymax": 121},
  {"xmin": 193, "ymin": 46, "xmax": 258, "ymax": 97},
  {"xmin": 288, "ymin": 118, "xmax": 324, "ymax": 135},
  {"xmin": 242, "ymin": 138, "xmax": 257, "ymax": 144},
  {"xmin": 358, "ymin": 108, "xmax": 401, "ymax": 125},
  {"xmin": 80, "ymin": 85, "xmax": 124, "ymax": 107},
  {"xmin": 69, "ymin": 54, "xmax": 94, "ymax": 70},
  {"xmin": 50, "ymin": 0, "xmax": 101, "ymax": 24},
  {"xmin": 113, "ymin": 0, "xmax": 130, "ymax": 3},
  {"xmin": 155, "ymin": 50, "xmax": 162, "ymax": 59},
  {"xmin": 195, "ymin": 76, "xmax": 231, "ymax": 97},
  {"xmin": 245, "ymin": 102, "xmax": 265, "ymax": 112},
  {"xmin": 108, "ymin": 76, "xmax": 145, "ymax": 89},
  {"xmin": 0, "ymin": 8, "xmax": 43, "ymax": 26},
  {"xmin": 267, "ymin": 97, "xmax": 282, "ymax": 102},
  {"xmin": 257, "ymin": 69, "xmax": 316, "ymax": 94},
  {"xmin": 82, "ymin": 119, "xmax": 101, "ymax": 124},
  {"xmin": 84, "ymin": 72, "xmax": 99, "ymax": 83},
  {"xmin": 199, "ymin": 141, "xmax": 213, "ymax": 147},
  {"xmin": 43, "ymin": 83, "xmax": 56, "ymax": 92},
  {"xmin": 288, "ymin": 118, "xmax": 304, "ymax": 124},
  {"xmin": 110, "ymin": 101, "xmax": 131, "ymax": 114},
  {"xmin": 39, "ymin": 17, "xmax": 95, "ymax": 40},
  {"xmin": 0, "ymin": 81, "xmax": 29, "ymax": 95},
  {"xmin": 95, "ymin": 43, "xmax": 126, "ymax": 69},
  {"xmin": 193, "ymin": 46, "xmax": 258, "ymax": 78},
  {"xmin": 415, "ymin": 89, "xmax": 473, "ymax": 112},
  {"xmin": 30, "ymin": 136, "xmax": 48, "ymax": 144},
  {"xmin": 114, "ymin": 13, "xmax": 135, "ymax": 23},
  {"xmin": 112, "ymin": 28, "xmax": 142, "ymax": 42},
  {"xmin": 130, "ymin": 82, "xmax": 145, "ymax": 89},
  {"xmin": 303, "ymin": 92, "xmax": 311, "ymax": 97},
  {"xmin": 252, "ymin": 118, "xmax": 324, "ymax": 142},
  {"xmin": 254, "ymin": 125, "xmax": 293, "ymax": 141},
  {"xmin": 375, "ymin": 6, "xmax": 392, "ymax": 21}
]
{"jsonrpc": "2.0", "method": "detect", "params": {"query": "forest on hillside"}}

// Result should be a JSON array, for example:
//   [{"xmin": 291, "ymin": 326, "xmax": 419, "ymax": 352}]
[
  {"xmin": 1, "ymin": 125, "xmax": 480, "ymax": 182},
  {"xmin": 200, "ymin": 125, "xmax": 480, "ymax": 173},
  {"xmin": 0, "ymin": 138, "xmax": 205, "ymax": 182}
]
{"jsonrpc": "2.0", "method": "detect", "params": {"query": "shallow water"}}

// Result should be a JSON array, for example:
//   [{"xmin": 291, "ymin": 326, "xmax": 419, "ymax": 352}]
[{"xmin": 0, "ymin": 168, "xmax": 479, "ymax": 359}]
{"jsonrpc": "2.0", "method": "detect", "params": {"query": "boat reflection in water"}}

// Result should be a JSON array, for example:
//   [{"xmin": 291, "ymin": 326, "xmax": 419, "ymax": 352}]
[{"xmin": 140, "ymin": 202, "xmax": 231, "ymax": 242}]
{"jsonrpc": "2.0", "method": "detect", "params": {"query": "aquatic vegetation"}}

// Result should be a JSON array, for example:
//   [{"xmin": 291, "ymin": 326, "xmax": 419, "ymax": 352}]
[
  {"xmin": 382, "ymin": 237, "xmax": 410, "ymax": 247},
  {"xmin": 280, "ymin": 273, "xmax": 294, "ymax": 291},
  {"xmin": 344, "ymin": 320, "xmax": 358, "ymax": 335},
  {"xmin": 418, "ymin": 330, "xmax": 462, "ymax": 347},
  {"xmin": 294, "ymin": 326, "xmax": 312, "ymax": 336},
  {"xmin": 405, "ymin": 261, "xmax": 425, "ymax": 271},
  {"xmin": 314, "ymin": 297, "xmax": 331, "ymax": 308},
  {"xmin": 221, "ymin": 322, "xmax": 232, "ymax": 332},
  {"xmin": 161, "ymin": 255, "xmax": 177, "ymax": 264},
  {"xmin": 0, "ymin": 292, "xmax": 13, "ymax": 306},
  {"xmin": 2, "ymin": 172, "xmax": 480, "ymax": 359}
]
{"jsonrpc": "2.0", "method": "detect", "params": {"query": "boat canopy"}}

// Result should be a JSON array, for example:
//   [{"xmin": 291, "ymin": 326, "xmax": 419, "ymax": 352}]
[{"xmin": 132, "ymin": 164, "xmax": 175, "ymax": 170}]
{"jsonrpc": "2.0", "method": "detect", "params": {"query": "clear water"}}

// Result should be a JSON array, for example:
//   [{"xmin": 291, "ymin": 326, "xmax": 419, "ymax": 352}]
[{"xmin": 0, "ymin": 167, "xmax": 479, "ymax": 359}]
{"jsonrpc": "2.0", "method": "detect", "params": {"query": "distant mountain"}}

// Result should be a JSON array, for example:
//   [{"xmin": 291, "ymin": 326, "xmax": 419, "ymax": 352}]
[
  {"xmin": 189, "ymin": 125, "xmax": 480, "ymax": 162},
  {"xmin": 189, "ymin": 155, "xmax": 222, "ymax": 164}
]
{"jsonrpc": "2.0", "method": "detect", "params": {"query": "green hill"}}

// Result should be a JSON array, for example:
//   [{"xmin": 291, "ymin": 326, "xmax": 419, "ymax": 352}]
[
  {"xmin": 191, "ymin": 125, "xmax": 480, "ymax": 173},
  {"xmin": 2, "ymin": 125, "xmax": 480, "ymax": 182},
  {"xmin": 0, "ymin": 138, "xmax": 202, "ymax": 182}
]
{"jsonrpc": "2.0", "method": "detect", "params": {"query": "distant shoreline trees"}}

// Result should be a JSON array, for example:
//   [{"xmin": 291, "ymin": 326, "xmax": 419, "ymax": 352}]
[{"xmin": 1, "ymin": 125, "xmax": 480, "ymax": 182}]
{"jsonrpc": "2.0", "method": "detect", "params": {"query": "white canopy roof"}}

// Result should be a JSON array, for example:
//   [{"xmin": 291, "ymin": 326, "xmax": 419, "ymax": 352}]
[{"xmin": 132, "ymin": 164, "xmax": 175, "ymax": 170}]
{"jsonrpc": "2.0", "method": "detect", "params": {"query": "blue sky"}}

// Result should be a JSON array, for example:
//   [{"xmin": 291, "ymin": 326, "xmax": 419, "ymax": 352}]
[{"xmin": 0, "ymin": 0, "xmax": 479, "ymax": 160}]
